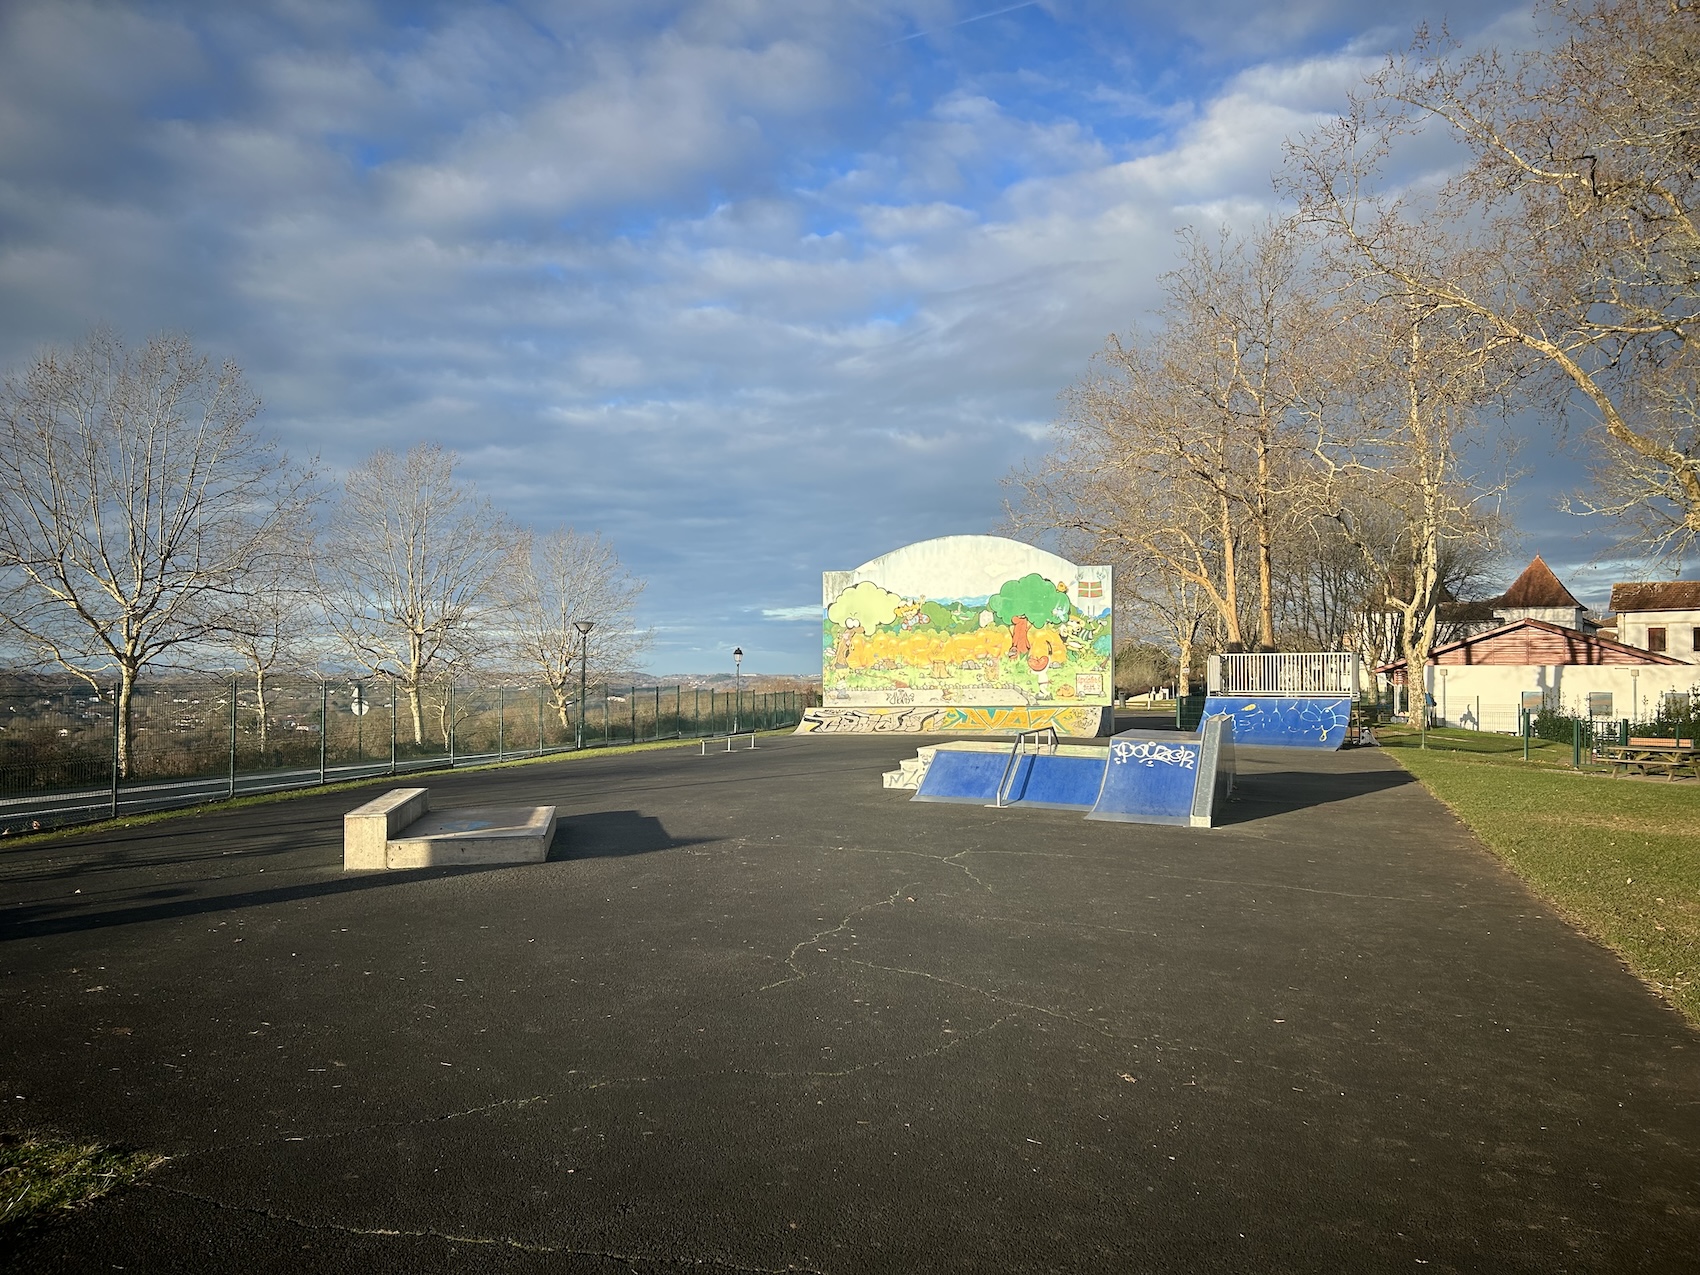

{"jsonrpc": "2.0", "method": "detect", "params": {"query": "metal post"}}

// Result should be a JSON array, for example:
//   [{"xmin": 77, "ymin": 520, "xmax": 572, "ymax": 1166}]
[
  {"xmin": 448, "ymin": 680, "xmax": 456, "ymax": 765},
  {"xmin": 733, "ymin": 648, "xmax": 742, "ymax": 733},
  {"xmin": 229, "ymin": 675, "xmax": 237, "ymax": 799},
  {"xmin": 1573, "ymin": 717, "xmax": 1582, "ymax": 769},
  {"xmin": 1522, "ymin": 708, "xmax": 1530, "ymax": 761},
  {"xmin": 498, "ymin": 684, "xmax": 505, "ymax": 760},
  {"xmin": 654, "ymin": 686, "xmax": 660, "ymax": 740},
  {"xmin": 391, "ymin": 680, "xmax": 398, "ymax": 775},
  {"xmin": 603, "ymin": 684, "xmax": 609, "ymax": 744},
  {"xmin": 630, "ymin": 688, "xmax": 636, "ymax": 743},
  {"xmin": 537, "ymin": 688, "xmax": 544, "ymax": 755},
  {"xmin": 319, "ymin": 681, "xmax": 328, "ymax": 785}
]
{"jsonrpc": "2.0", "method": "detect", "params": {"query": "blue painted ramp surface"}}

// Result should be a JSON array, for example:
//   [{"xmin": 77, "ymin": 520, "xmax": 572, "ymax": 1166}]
[
  {"xmin": 912, "ymin": 749, "xmax": 1007, "ymax": 804},
  {"xmin": 1002, "ymin": 754, "xmax": 1106, "ymax": 810},
  {"xmin": 1202, "ymin": 696, "xmax": 1350, "ymax": 750},
  {"xmin": 1087, "ymin": 717, "xmax": 1235, "ymax": 827}
]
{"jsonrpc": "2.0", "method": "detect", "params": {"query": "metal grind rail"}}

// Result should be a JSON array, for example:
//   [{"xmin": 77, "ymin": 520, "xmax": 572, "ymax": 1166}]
[{"xmin": 993, "ymin": 727, "xmax": 1059, "ymax": 808}]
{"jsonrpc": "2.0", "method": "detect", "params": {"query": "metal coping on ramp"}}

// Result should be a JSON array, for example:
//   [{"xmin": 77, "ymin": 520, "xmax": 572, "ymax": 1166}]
[{"xmin": 909, "ymin": 717, "xmax": 1235, "ymax": 828}]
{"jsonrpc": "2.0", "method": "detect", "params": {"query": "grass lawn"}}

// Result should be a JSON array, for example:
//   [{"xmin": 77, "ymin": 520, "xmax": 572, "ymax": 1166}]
[
  {"xmin": 0, "ymin": 1133, "xmax": 162, "ymax": 1239},
  {"xmin": 1381, "ymin": 726, "xmax": 1700, "ymax": 1026}
]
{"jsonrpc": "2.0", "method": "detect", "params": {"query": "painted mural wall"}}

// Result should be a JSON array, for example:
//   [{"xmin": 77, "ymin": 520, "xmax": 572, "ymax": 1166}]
[{"xmin": 819, "ymin": 536, "xmax": 1112, "ymax": 729}]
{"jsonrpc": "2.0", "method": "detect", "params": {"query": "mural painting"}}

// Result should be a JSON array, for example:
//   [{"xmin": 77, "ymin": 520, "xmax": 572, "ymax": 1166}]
[
  {"xmin": 811, "ymin": 535, "xmax": 1113, "ymax": 736},
  {"xmin": 797, "ymin": 704, "xmax": 1108, "ymax": 736}
]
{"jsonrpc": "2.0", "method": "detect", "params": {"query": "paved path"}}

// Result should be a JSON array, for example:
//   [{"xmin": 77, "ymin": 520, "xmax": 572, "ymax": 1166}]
[{"xmin": 2, "ymin": 734, "xmax": 1697, "ymax": 1272}]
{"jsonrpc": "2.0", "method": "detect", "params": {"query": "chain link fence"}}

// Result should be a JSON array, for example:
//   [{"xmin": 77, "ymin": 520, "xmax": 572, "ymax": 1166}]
[{"xmin": 0, "ymin": 673, "xmax": 801, "ymax": 836}]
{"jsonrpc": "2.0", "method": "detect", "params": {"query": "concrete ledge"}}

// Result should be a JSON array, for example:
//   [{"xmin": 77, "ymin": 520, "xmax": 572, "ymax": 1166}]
[
  {"xmin": 344, "ymin": 787, "xmax": 430, "ymax": 870},
  {"xmin": 343, "ymin": 787, "xmax": 557, "ymax": 870},
  {"xmin": 385, "ymin": 805, "xmax": 558, "ymax": 868}
]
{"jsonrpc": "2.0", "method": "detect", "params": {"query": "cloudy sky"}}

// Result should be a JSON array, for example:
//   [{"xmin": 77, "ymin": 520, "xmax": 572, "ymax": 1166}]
[{"xmin": 2, "ymin": 0, "xmax": 1622, "ymax": 674}]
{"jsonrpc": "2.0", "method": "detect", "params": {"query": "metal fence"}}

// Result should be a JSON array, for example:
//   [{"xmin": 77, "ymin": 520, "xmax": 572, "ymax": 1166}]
[
  {"xmin": 1208, "ymin": 652, "xmax": 1360, "ymax": 698},
  {"xmin": 0, "ymin": 674, "xmax": 801, "ymax": 836}
]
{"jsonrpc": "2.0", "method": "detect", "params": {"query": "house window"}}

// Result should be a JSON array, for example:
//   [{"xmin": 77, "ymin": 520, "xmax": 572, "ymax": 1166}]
[
  {"xmin": 1692, "ymin": 626, "xmax": 1699, "ymax": 653},
  {"xmin": 1648, "ymin": 626, "xmax": 1667, "ymax": 653}
]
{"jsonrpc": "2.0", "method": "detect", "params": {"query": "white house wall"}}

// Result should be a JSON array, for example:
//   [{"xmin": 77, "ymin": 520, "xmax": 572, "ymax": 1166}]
[
  {"xmin": 1423, "ymin": 664, "xmax": 1700, "ymax": 732},
  {"xmin": 1614, "ymin": 610, "xmax": 1700, "ymax": 663}
]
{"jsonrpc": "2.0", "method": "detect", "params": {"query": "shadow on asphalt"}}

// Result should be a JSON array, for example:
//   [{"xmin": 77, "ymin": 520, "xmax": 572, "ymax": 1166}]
[
  {"xmin": 0, "ymin": 864, "xmax": 508, "ymax": 942},
  {"xmin": 1214, "ymin": 765, "xmax": 1416, "ymax": 825},
  {"xmin": 550, "ymin": 809, "xmax": 714, "ymax": 860}
]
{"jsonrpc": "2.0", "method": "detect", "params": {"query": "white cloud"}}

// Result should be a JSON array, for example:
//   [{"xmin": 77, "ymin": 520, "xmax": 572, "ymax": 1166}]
[{"xmin": 0, "ymin": 0, "xmax": 1558, "ymax": 670}]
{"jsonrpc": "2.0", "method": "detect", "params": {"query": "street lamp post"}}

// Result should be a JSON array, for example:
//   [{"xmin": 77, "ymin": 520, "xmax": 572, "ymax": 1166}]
[
  {"xmin": 733, "ymin": 647, "xmax": 743, "ymax": 734},
  {"xmin": 574, "ymin": 620, "xmax": 595, "ymax": 750}
]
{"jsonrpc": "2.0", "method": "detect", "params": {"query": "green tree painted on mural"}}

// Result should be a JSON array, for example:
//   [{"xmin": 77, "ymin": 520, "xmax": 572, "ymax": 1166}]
[
  {"xmin": 826, "ymin": 581, "xmax": 902, "ymax": 630},
  {"xmin": 989, "ymin": 574, "xmax": 1073, "ymax": 628}
]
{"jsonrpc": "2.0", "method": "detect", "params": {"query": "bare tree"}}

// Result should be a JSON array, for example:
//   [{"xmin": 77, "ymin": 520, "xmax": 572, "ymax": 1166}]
[
  {"xmin": 503, "ymin": 527, "xmax": 649, "ymax": 727},
  {"xmin": 222, "ymin": 541, "xmax": 324, "ymax": 753},
  {"xmin": 1288, "ymin": 0, "xmax": 1699, "ymax": 563},
  {"xmin": 1309, "ymin": 294, "xmax": 1511, "ymax": 724},
  {"xmin": 320, "ymin": 444, "xmax": 517, "ymax": 744},
  {"xmin": 1009, "ymin": 219, "xmax": 1328, "ymax": 652},
  {"xmin": 0, "ymin": 329, "xmax": 314, "ymax": 777}
]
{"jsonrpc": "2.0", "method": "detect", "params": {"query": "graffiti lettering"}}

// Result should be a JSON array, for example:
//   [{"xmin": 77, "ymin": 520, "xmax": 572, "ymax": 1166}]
[{"xmin": 1110, "ymin": 740, "xmax": 1196, "ymax": 769}]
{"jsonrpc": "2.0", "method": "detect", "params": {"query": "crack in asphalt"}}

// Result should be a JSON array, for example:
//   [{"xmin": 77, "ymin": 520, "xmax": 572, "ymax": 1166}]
[
  {"xmin": 175, "ymin": 1094, "xmax": 554, "ymax": 1157},
  {"xmin": 145, "ymin": 1182, "xmax": 829, "ymax": 1272},
  {"xmin": 836, "ymin": 957, "xmax": 1123, "ymax": 1039},
  {"xmin": 744, "ymin": 1015, "xmax": 1013, "ymax": 1079},
  {"xmin": 757, "ymin": 886, "xmax": 910, "ymax": 993}
]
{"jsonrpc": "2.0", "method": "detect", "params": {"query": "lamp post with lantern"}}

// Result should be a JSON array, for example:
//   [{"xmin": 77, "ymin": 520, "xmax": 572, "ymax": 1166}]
[
  {"xmin": 733, "ymin": 647, "xmax": 743, "ymax": 734},
  {"xmin": 574, "ymin": 620, "xmax": 594, "ymax": 750}
]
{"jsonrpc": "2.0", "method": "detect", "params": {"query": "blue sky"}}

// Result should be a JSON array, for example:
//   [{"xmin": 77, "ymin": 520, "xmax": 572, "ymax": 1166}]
[{"xmin": 2, "ymin": 0, "xmax": 1626, "ymax": 675}]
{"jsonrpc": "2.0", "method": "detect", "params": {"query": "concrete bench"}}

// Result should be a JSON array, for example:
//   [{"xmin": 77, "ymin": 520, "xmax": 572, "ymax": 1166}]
[{"xmin": 343, "ymin": 787, "xmax": 557, "ymax": 870}]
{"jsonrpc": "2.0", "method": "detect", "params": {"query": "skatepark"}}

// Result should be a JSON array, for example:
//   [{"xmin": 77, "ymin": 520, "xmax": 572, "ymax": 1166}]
[{"xmin": 4, "ymin": 726, "xmax": 1699, "ymax": 1272}]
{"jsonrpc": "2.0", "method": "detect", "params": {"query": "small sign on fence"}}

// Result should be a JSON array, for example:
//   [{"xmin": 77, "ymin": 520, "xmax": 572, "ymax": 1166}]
[
  {"xmin": 1520, "ymin": 691, "xmax": 1545, "ymax": 712},
  {"xmin": 1587, "ymin": 692, "xmax": 1613, "ymax": 717}
]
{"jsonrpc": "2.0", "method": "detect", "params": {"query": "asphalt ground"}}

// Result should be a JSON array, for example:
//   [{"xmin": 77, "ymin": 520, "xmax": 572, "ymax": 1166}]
[{"xmin": 1, "ymin": 728, "xmax": 1697, "ymax": 1273}]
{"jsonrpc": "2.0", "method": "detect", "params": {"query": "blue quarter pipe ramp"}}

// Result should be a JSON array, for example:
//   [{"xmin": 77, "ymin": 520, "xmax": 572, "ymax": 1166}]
[{"xmin": 1201, "ymin": 696, "xmax": 1350, "ymax": 749}]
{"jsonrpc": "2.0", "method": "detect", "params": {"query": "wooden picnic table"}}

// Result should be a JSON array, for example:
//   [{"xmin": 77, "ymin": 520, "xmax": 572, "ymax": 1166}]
[{"xmin": 1594, "ymin": 738, "xmax": 1700, "ymax": 780}]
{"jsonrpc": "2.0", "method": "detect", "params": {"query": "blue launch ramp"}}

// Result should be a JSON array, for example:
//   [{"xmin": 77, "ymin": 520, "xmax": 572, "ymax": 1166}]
[
  {"xmin": 912, "ymin": 736, "xmax": 1105, "ymax": 810},
  {"xmin": 1086, "ymin": 716, "xmax": 1235, "ymax": 827},
  {"xmin": 909, "ymin": 719, "xmax": 1235, "ymax": 827}
]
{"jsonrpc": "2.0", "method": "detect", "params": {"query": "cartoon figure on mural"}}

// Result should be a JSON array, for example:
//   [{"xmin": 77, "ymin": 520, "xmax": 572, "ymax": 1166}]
[{"xmin": 823, "ymin": 569, "xmax": 1110, "ymax": 707}]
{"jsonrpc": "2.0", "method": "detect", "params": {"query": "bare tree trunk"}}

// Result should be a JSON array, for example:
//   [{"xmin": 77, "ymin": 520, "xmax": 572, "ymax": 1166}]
[
  {"xmin": 1256, "ymin": 446, "xmax": 1276, "ymax": 649},
  {"xmin": 406, "ymin": 681, "xmax": 425, "ymax": 746},
  {"xmin": 116, "ymin": 663, "xmax": 138, "ymax": 781},
  {"xmin": 253, "ymin": 672, "xmax": 269, "ymax": 754},
  {"xmin": 1218, "ymin": 491, "xmax": 1244, "ymax": 649}
]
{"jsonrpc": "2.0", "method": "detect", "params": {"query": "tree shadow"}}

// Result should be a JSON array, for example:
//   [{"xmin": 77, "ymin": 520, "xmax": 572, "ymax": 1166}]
[
  {"xmin": 550, "ymin": 809, "xmax": 714, "ymax": 860},
  {"xmin": 1214, "ymin": 766, "xmax": 1418, "ymax": 825},
  {"xmin": 0, "ymin": 863, "xmax": 511, "ymax": 943}
]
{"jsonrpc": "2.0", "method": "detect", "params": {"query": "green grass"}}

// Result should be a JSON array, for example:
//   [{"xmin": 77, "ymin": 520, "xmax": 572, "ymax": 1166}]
[
  {"xmin": 1380, "ymin": 726, "xmax": 1700, "ymax": 1025},
  {"xmin": 0, "ymin": 1133, "xmax": 163, "ymax": 1237}
]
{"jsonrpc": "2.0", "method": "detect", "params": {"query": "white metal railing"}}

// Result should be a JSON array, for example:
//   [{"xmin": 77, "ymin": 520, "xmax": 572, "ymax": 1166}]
[{"xmin": 1207, "ymin": 652, "xmax": 1360, "ymax": 699}]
